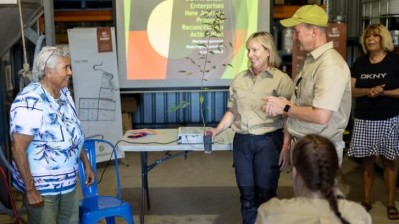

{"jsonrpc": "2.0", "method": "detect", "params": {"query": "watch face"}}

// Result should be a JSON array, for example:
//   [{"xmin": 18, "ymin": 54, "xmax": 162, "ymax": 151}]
[{"xmin": 284, "ymin": 104, "xmax": 291, "ymax": 112}]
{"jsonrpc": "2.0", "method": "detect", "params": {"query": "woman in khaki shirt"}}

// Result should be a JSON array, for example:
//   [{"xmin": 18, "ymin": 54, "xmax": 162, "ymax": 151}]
[
  {"xmin": 256, "ymin": 135, "xmax": 371, "ymax": 224},
  {"xmin": 206, "ymin": 32, "xmax": 294, "ymax": 224}
]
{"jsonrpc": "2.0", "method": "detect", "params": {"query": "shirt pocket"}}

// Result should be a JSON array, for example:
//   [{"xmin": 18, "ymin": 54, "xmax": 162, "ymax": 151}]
[
  {"xmin": 297, "ymin": 76, "xmax": 314, "ymax": 106},
  {"xmin": 232, "ymin": 89, "xmax": 249, "ymax": 100}
]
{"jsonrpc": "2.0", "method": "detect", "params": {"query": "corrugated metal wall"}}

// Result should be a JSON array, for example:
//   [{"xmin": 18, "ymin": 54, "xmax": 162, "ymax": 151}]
[
  {"xmin": 327, "ymin": 0, "xmax": 361, "ymax": 39},
  {"xmin": 133, "ymin": 91, "xmax": 229, "ymax": 128}
]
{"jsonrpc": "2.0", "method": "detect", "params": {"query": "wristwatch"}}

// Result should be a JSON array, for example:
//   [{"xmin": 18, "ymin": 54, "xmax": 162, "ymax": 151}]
[{"xmin": 283, "ymin": 104, "xmax": 291, "ymax": 113}]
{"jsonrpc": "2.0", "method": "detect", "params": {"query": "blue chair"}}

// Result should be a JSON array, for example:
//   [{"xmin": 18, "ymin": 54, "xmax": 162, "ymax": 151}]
[{"xmin": 78, "ymin": 139, "xmax": 134, "ymax": 224}]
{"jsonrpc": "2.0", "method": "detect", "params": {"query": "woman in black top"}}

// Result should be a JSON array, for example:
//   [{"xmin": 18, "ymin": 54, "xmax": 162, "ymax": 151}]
[{"xmin": 348, "ymin": 23, "xmax": 399, "ymax": 220}]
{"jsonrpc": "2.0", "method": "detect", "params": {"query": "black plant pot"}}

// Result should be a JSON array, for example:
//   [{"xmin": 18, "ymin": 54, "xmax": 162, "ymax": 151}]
[{"xmin": 203, "ymin": 135, "xmax": 212, "ymax": 154}]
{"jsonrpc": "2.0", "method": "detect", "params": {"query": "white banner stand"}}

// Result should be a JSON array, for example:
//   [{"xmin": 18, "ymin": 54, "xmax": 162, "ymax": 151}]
[{"xmin": 68, "ymin": 27, "xmax": 125, "ymax": 162}]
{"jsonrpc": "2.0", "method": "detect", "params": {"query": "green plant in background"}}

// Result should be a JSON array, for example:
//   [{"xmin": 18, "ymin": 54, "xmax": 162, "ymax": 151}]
[{"xmin": 169, "ymin": 9, "xmax": 233, "ymax": 127}]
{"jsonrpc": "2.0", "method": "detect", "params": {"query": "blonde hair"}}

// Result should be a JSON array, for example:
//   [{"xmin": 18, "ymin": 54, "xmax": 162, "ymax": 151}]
[
  {"xmin": 361, "ymin": 24, "xmax": 394, "ymax": 54},
  {"xmin": 246, "ymin": 32, "xmax": 281, "ymax": 68}
]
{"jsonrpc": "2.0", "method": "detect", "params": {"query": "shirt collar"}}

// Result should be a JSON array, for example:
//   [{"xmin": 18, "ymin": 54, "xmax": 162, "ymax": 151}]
[
  {"xmin": 307, "ymin": 41, "xmax": 334, "ymax": 60},
  {"xmin": 247, "ymin": 67, "xmax": 275, "ymax": 79}
]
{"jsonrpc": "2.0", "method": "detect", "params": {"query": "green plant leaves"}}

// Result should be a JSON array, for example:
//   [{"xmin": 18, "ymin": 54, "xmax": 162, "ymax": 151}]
[
  {"xmin": 169, "ymin": 9, "xmax": 232, "ymax": 126},
  {"xmin": 168, "ymin": 100, "xmax": 191, "ymax": 112}
]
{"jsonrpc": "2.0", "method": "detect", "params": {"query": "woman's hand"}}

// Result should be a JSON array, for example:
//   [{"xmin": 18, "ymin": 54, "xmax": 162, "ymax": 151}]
[
  {"xmin": 84, "ymin": 166, "xmax": 96, "ymax": 186},
  {"xmin": 204, "ymin": 128, "xmax": 218, "ymax": 139},
  {"xmin": 26, "ymin": 188, "xmax": 44, "ymax": 207},
  {"xmin": 368, "ymin": 84, "xmax": 385, "ymax": 98}
]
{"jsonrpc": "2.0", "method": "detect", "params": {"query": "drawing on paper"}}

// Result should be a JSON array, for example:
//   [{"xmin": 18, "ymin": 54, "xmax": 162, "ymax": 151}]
[{"xmin": 79, "ymin": 63, "xmax": 117, "ymax": 121}]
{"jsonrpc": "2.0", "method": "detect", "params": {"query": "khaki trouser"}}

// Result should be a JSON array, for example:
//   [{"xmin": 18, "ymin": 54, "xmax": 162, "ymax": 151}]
[{"xmin": 24, "ymin": 188, "xmax": 79, "ymax": 224}]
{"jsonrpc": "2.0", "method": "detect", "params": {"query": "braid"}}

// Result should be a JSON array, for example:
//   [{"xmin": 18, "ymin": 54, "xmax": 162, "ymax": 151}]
[
  {"xmin": 293, "ymin": 135, "xmax": 350, "ymax": 224},
  {"xmin": 316, "ymin": 148, "xmax": 350, "ymax": 224}
]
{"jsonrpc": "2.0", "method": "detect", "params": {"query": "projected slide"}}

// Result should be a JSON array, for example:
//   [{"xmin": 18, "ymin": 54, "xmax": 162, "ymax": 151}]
[{"xmin": 117, "ymin": 0, "xmax": 271, "ymax": 90}]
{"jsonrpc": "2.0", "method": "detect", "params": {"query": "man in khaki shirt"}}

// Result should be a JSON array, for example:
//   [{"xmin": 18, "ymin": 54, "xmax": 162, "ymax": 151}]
[{"xmin": 264, "ymin": 4, "xmax": 351, "ymax": 166}]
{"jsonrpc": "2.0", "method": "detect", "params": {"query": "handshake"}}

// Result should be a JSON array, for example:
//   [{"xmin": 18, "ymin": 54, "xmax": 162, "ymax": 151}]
[{"xmin": 262, "ymin": 96, "xmax": 290, "ymax": 116}]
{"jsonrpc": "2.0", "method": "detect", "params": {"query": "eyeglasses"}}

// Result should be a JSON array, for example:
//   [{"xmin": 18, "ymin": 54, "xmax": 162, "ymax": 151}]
[
  {"xmin": 44, "ymin": 48, "xmax": 57, "ymax": 68},
  {"xmin": 43, "ymin": 47, "xmax": 72, "ymax": 72},
  {"xmin": 294, "ymin": 77, "xmax": 302, "ymax": 98}
]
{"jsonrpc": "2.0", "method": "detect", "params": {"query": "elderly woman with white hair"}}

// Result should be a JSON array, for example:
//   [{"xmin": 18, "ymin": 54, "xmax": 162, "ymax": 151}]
[{"xmin": 9, "ymin": 46, "xmax": 95, "ymax": 224}]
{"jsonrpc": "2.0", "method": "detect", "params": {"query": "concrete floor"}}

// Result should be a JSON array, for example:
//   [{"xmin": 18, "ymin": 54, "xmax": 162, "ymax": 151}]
[{"xmin": 1, "ymin": 151, "xmax": 398, "ymax": 223}]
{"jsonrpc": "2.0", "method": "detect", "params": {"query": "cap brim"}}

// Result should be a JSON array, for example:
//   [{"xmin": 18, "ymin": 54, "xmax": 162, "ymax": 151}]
[{"xmin": 280, "ymin": 18, "xmax": 301, "ymax": 27}]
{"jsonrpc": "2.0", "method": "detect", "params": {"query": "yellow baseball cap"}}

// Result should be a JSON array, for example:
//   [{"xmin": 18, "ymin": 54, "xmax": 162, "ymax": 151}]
[{"xmin": 280, "ymin": 4, "xmax": 328, "ymax": 27}]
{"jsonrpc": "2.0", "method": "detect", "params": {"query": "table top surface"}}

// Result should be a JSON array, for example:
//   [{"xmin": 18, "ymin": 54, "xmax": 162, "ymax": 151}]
[{"xmin": 118, "ymin": 128, "xmax": 234, "ymax": 152}]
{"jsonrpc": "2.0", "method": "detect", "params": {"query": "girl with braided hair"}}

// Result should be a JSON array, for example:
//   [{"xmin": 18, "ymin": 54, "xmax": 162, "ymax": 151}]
[{"xmin": 255, "ymin": 134, "xmax": 371, "ymax": 224}]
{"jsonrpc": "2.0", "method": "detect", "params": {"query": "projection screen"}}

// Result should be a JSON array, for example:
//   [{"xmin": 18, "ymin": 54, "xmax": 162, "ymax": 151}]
[{"xmin": 116, "ymin": 0, "xmax": 272, "ymax": 92}]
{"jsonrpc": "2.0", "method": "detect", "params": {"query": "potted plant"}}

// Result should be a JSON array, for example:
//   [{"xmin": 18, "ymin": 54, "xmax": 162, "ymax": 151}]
[{"xmin": 169, "ymin": 9, "xmax": 233, "ymax": 153}]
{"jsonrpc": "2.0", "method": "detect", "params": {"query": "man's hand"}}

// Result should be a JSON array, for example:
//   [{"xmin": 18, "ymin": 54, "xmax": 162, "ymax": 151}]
[
  {"xmin": 279, "ymin": 145, "xmax": 291, "ymax": 171},
  {"xmin": 262, "ymin": 96, "xmax": 289, "ymax": 116}
]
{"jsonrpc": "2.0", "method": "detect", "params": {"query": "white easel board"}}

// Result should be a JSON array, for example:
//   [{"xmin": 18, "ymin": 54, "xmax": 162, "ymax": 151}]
[{"xmin": 68, "ymin": 27, "xmax": 125, "ymax": 162}]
